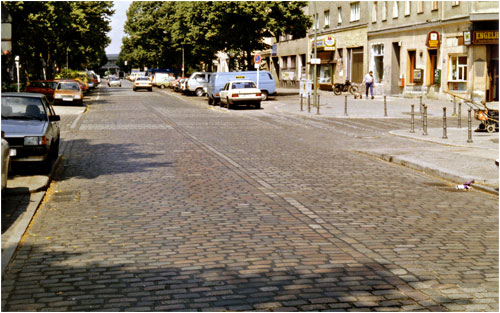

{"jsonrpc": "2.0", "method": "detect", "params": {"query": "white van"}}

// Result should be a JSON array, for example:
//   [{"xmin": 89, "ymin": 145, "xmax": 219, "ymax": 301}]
[
  {"xmin": 152, "ymin": 73, "xmax": 174, "ymax": 88},
  {"xmin": 186, "ymin": 72, "xmax": 210, "ymax": 97}
]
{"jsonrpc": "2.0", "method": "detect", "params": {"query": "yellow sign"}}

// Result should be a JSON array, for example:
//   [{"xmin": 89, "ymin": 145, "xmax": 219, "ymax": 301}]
[{"xmin": 472, "ymin": 31, "xmax": 499, "ymax": 44}]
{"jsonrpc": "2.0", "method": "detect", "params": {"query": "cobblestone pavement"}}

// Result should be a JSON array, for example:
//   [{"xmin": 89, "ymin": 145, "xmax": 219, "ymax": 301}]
[{"xmin": 1, "ymin": 83, "xmax": 497, "ymax": 311}]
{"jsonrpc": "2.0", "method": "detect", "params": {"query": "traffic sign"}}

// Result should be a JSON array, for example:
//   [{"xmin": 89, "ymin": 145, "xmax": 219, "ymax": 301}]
[{"xmin": 254, "ymin": 54, "xmax": 261, "ymax": 64}]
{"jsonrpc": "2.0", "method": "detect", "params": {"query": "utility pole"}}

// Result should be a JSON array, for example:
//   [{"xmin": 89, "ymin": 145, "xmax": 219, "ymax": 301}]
[
  {"xmin": 182, "ymin": 45, "xmax": 185, "ymax": 77},
  {"xmin": 313, "ymin": 1, "xmax": 318, "ymax": 108}
]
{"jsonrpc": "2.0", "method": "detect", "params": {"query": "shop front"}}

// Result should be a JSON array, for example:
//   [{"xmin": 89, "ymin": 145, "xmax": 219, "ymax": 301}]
[{"xmin": 310, "ymin": 34, "xmax": 336, "ymax": 91}]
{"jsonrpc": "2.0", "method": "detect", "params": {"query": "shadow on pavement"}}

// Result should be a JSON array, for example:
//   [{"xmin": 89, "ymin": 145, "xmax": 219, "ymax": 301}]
[
  {"xmin": 1, "ymin": 189, "xmax": 30, "ymax": 234},
  {"xmin": 54, "ymin": 139, "xmax": 174, "ymax": 181},
  {"xmin": 1, "ymin": 242, "xmax": 453, "ymax": 311}
]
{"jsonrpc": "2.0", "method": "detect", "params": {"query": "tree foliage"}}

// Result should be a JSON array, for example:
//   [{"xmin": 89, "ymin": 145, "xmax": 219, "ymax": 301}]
[
  {"xmin": 3, "ymin": 1, "xmax": 114, "ymax": 81},
  {"xmin": 118, "ymin": 1, "xmax": 311, "ymax": 73}
]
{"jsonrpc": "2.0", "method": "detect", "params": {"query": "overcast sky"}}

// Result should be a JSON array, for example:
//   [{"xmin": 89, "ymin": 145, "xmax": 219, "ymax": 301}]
[{"xmin": 106, "ymin": 0, "xmax": 132, "ymax": 55}]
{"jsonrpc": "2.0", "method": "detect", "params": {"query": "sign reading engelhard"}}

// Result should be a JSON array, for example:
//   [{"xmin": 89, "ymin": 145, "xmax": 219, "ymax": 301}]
[{"xmin": 472, "ymin": 31, "xmax": 499, "ymax": 45}]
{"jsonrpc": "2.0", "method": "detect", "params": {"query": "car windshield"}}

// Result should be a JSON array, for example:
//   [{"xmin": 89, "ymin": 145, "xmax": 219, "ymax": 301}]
[
  {"xmin": 232, "ymin": 82, "xmax": 256, "ymax": 89},
  {"xmin": 47, "ymin": 82, "xmax": 58, "ymax": 89},
  {"xmin": 1, "ymin": 96, "xmax": 47, "ymax": 121},
  {"xmin": 57, "ymin": 82, "xmax": 80, "ymax": 90}
]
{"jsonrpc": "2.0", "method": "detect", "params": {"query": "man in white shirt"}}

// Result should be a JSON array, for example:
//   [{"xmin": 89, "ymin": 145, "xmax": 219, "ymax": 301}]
[{"xmin": 363, "ymin": 71, "xmax": 374, "ymax": 99}]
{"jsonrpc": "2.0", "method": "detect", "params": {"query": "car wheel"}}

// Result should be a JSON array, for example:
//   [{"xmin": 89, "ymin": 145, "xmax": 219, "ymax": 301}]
[
  {"xmin": 195, "ymin": 88, "xmax": 204, "ymax": 97},
  {"xmin": 161, "ymin": 85, "xmax": 165, "ymax": 89},
  {"xmin": 261, "ymin": 90, "xmax": 269, "ymax": 101},
  {"xmin": 226, "ymin": 98, "xmax": 231, "ymax": 109},
  {"xmin": 208, "ymin": 96, "xmax": 214, "ymax": 105},
  {"xmin": 149, "ymin": 88, "xmax": 153, "ymax": 92}
]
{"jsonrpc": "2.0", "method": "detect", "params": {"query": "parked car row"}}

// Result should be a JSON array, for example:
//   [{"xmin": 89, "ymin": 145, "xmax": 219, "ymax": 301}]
[{"xmin": 2, "ymin": 70, "xmax": 101, "ymax": 192}]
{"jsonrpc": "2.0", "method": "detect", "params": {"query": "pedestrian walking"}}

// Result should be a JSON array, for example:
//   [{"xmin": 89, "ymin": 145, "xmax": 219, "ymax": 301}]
[{"xmin": 363, "ymin": 71, "xmax": 374, "ymax": 99}]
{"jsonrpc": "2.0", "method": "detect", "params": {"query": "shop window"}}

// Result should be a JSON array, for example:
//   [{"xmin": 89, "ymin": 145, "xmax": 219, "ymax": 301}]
[
  {"xmin": 382, "ymin": 1, "xmax": 387, "ymax": 21},
  {"xmin": 338, "ymin": 7, "xmax": 342, "ymax": 24},
  {"xmin": 393, "ymin": 1, "xmax": 399, "ymax": 19},
  {"xmin": 372, "ymin": 2, "xmax": 378, "ymax": 23},
  {"xmin": 319, "ymin": 64, "xmax": 332, "ymax": 84},
  {"xmin": 324, "ymin": 10, "xmax": 330, "ymax": 28},
  {"xmin": 372, "ymin": 44, "xmax": 384, "ymax": 82},
  {"xmin": 350, "ymin": 2, "xmax": 360, "ymax": 21},
  {"xmin": 449, "ymin": 56, "xmax": 467, "ymax": 81}
]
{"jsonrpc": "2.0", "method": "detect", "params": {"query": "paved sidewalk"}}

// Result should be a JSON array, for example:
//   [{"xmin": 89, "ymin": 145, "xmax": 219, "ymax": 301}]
[{"xmin": 273, "ymin": 87, "xmax": 499, "ymax": 193}]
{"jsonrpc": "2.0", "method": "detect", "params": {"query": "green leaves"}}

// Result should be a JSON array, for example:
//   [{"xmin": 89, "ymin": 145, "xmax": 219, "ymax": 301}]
[
  {"xmin": 120, "ymin": 1, "xmax": 310, "ymax": 73},
  {"xmin": 3, "ymin": 1, "xmax": 113, "ymax": 80}
]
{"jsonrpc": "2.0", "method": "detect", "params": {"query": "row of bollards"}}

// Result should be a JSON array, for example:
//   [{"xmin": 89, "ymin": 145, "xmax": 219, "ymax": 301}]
[
  {"xmin": 410, "ymin": 101, "xmax": 473, "ymax": 143},
  {"xmin": 300, "ymin": 94, "xmax": 390, "ymax": 117}
]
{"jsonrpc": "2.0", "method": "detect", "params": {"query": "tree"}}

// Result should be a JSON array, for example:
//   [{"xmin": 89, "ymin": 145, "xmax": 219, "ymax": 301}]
[
  {"xmin": 119, "ymin": 1, "xmax": 311, "ymax": 73},
  {"xmin": 2, "ymin": 1, "xmax": 113, "ymax": 82}
]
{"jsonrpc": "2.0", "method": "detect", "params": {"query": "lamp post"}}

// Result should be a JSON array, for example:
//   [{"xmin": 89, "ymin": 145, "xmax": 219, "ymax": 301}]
[
  {"xmin": 313, "ymin": 1, "xmax": 318, "ymax": 108},
  {"xmin": 182, "ymin": 45, "xmax": 185, "ymax": 77},
  {"xmin": 14, "ymin": 55, "xmax": 20, "ymax": 93}
]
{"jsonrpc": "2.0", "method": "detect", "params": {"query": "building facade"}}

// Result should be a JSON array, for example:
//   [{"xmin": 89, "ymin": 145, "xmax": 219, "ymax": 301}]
[{"xmin": 367, "ymin": 1, "xmax": 498, "ymax": 102}]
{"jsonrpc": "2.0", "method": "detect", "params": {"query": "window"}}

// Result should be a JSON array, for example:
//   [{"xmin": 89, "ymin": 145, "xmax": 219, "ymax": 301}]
[
  {"xmin": 324, "ymin": 10, "xmax": 330, "ymax": 27},
  {"xmin": 432, "ymin": 1, "xmax": 439, "ymax": 11},
  {"xmin": 313, "ymin": 13, "xmax": 319, "ymax": 30},
  {"xmin": 338, "ymin": 7, "xmax": 342, "ymax": 24},
  {"xmin": 449, "ymin": 56, "xmax": 468, "ymax": 81},
  {"xmin": 382, "ymin": 1, "xmax": 387, "ymax": 21},
  {"xmin": 404, "ymin": 1, "xmax": 410, "ymax": 16},
  {"xmin": 372, "ymin": 44, "xmax": 384, "ymax": 82},
  {"xmin": 417, "ymin": 1, "xmax": 424, "ymax": 13},
  {"xmin": 372, "ymin": 2, "xmax": 378, "ymax": 23},
  {"xmin": 350, "ymin": 2, "xmax": 360, "ymax": 21},
  {"xmin": 452, "ymin": 1, "xmax": 460, "ymax": 6},
  {"xmin": 393, "ymin": 1, "xmax": 399, "ymax": 18}
]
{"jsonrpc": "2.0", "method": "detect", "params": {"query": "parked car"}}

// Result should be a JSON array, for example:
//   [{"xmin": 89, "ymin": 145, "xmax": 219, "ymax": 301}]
[
  {"xmin": 108, "ymin": 76, "xmax": 122, "ymax": 87},
  {"xmin": 219, "ymin": 80, "xmax": 262, "ymax": 109},
  {"xmin": 186, "ymin": 72, "xmax": 210, "ymax": 97},
  {"xmin": 207, "ymin": 71, "xmax": 275, "ymax": 105},
  {"xmin": 53, "ymin": 80, "xmax": 84, "ymax": 105},
  {"xmin": 174, "ymin": 78, "xmax": 187, "ymax": 92},
  {"xmin": 170, "ymin": 77, "xmax": 185, "ymax": 90},
  {"xmin": 1, "ymin": 93, "xmax": 61, "ymax": 171},
  {"xmin": 133, "ymin": 76, "xmax": 152, "ymax": 92},
  {"xmin": 24, "ymin": 80, "xmax": 59, "ymax": 101},
  {"xmin": 2, "ymin": 131, "xmax": 10, "ymax": 195},
  {"xmin": 74, "ymin": 79, "xmax": 89, "ymax": 94},
  {"xmin": 152, "ymin": 73, "xmax": 174, "ymax": 88}
]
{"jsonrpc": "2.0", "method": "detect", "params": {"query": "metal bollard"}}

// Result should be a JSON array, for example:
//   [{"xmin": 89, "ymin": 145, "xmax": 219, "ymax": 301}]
[
  {"xmin": 344, "ymin": 95, "xmax": 348, "ymax": 116},
  {"xmin": 421, "ymin": 103, "xmax": 425, "ymax": 130},
  {"xmin": 410, "ymin": 104, "xmax": 415, "ymax": 133},
  {"xmin": 423, "ymin": 105, "xmax": 428, "ymax": 136},
  {"xmin": 419, "ymin": 95, "xmax": 423, "ymax": 113},
  {"xmin": 317, "ymin": 94, "xmax": 320, "ymax": 115},
  {"xmin": 453, "ymin": 95, "xmax": 457, "ymax": 116},
  {"xmin": 307, "ymin": 95, "xmax": 311, "ymax": 113},
  {"xmin": 458, "ymin": 102, "xmax": 462, "ymax": 128},
  {"xmin": 442, "ymin": 107, "xmax": 448, "ymax": 139},
  {"xmin": 300, "ymin": 96, "xmax": 303, "ymax": 111},
  {"xmin": 384, "ymin": 95, "xmax": 387, "ymax": 117},
  {"xmin": 467, "ymin": 108, "xmax": 473, "ymax": 143}
]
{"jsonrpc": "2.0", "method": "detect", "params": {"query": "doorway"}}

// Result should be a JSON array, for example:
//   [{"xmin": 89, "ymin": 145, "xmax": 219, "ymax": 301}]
[
  {"xmin": 428, "ymin": 49, "xmax": 438, "ymax": 85},
  {"xmin": 391, "ymin": 42, "xmax": 401, "ymax": 94},
  {"xmin": 407, "ymin": 50, "xmax": 416, "ymax": 83}
]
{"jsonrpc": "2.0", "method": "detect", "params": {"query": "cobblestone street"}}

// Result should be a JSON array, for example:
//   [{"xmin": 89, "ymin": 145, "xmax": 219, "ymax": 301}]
[{"xmin": 1, "ymin": 84, "xmax": 498, "ymax": 311}]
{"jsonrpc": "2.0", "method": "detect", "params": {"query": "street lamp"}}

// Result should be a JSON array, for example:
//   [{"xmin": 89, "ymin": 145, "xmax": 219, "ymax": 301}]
[{"xmin": 14, "ymin": 55, "xmax": 20, "ymax": 93}]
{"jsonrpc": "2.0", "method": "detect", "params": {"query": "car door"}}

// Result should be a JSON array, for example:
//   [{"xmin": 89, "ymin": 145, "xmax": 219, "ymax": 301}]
[
  {"xmin": 220, "ymin": 83, "xmax": 229, "ymax": 103},
  {"xmin": 43, "ymin": 97, "xmax": 60, "ymax": 141}
]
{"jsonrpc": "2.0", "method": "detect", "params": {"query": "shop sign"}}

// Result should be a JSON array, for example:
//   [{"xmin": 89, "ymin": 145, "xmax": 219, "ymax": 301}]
[
  {"xmin": 426, "ymin": 31, "xmax": 440, "ymax": 48},
  {"xmin": 472, "ymin": 30, "xmax": 499, "ymax": 45},
  {"xmin": 311, "ymin": 35, "xmax": 336, "ymax": 51},
  {"xmin": 463, "ymin": 31, "xmax": 472, "ymax": 45}
]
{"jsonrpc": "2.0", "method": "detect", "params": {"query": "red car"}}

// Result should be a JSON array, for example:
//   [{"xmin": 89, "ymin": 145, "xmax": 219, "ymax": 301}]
[{"xmin": 24, "ymin": 80, "xmax": 60, "ymax": 100}]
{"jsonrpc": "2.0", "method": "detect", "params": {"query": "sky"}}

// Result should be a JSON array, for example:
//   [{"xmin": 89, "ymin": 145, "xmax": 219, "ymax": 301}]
[{"xmin": 106, "ymin": 0, "xmax": 133, "ymax": 55}]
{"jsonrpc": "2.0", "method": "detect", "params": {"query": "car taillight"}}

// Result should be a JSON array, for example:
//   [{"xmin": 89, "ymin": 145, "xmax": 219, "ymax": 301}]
[
  {"xmin": 232, "ymin": 94, "xmax": 239, "ymax": 97},
  {"xmin": 256, "ymin": 93, "xmax": 262, "ymax": 97}
]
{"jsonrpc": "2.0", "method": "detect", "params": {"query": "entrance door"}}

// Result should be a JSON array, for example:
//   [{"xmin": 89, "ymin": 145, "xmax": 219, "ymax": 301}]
[
  {"xmin": 391, "ymin": 42, "xmax": 401, "ymax": 94},
  {"xmin": 350, "ymin": 48, "xmax": 363, "ymax": 83},
  {"xmin": 428, "ymin": 49, "xmax": 438, "ymax": 85},
  {"xmin": 408, "ymin": 50, "xmax": 416, "ymax": 83}
]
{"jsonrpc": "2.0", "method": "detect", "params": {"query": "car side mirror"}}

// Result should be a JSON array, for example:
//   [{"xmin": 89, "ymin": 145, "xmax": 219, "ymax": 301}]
[{"xmin": 49, "ymin": 115, "xmax": 60, "ymax": 122}]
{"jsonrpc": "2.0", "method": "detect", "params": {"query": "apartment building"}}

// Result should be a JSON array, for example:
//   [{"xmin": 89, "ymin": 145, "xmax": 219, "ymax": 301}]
[{"xmin": 367, "ymin": 1, "xmax": 498, "ymax": 101}]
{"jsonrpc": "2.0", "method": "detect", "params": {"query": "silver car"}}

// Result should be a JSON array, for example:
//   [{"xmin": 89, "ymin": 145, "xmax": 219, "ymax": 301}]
[
  {"xmin": 108, "ymin": 76, "xmax": 121, "ymax": 87},
  {"xmin": 1, "ymin": 93, "xmax": 61, "ymax": 171},
  {"xmin": 1, "ymin": 132, "xmax": 10, "ymax": 195}
]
